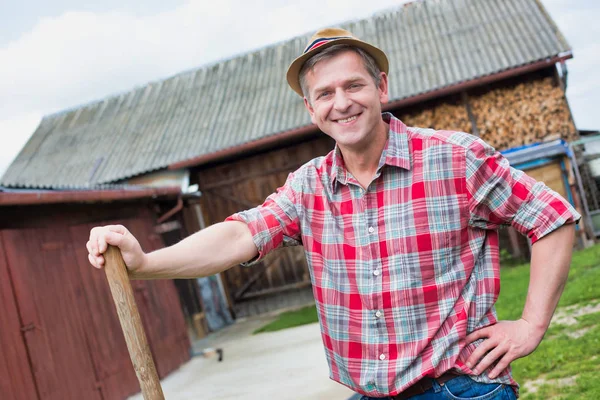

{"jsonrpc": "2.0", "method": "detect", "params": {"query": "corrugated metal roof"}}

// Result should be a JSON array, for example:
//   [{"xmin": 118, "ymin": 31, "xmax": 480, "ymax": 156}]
[{"xmin": 2, "ymin": 0, "xmax": 571, "ymax": 189}]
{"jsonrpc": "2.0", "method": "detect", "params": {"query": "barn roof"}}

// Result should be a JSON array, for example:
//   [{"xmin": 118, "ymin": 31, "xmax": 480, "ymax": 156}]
[{"xmin": 2, "ymin": 0, "xmax": 571, "ymax": 189}]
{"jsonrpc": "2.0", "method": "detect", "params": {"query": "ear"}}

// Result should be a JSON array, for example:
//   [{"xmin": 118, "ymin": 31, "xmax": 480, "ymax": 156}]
[
  {"xmin": 378, "ymin": 72, "xmax": 389, "ymax": 104},
  {"xmin": 304, "ymin": 97, "xmax": 317, "ymax": 125}
]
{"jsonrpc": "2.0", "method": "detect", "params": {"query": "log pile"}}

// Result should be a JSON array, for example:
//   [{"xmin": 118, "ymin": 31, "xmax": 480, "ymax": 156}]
[
  {"xmin": 399, "ymin": 101, "xmax": 472, "ymax": 134},
  {"xmin": 469, "ymin": 77, "xmax": 578, "ymax": 150},
  {"xmin": 396, "ymin": 76, "xmax": 578, "ymax": 151}
]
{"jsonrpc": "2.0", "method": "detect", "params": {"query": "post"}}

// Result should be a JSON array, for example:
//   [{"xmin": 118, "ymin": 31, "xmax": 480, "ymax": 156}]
[{"xmin": 103, "ymin": 245, "xmax": 165, "ymax": 400}]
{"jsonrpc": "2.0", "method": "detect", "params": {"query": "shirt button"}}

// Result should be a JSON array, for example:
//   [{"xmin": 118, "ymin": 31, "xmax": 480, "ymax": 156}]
[
  {"xmin": 368, "ymin": 226, "xmax": 375, "ymax": 234},
  {"xmin": 373, "ymin": 269, "xmax": 380, "ymax": 276},
  {"xmin": 375, "ymin": 310, "xmax": 382, "ymax": 318},
  {"xmin": 379, "ymin": 354, "xmax": 386, "ymax": 361}
]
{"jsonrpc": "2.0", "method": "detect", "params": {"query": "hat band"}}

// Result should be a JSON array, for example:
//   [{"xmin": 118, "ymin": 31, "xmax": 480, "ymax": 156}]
[{"xmin": 303, "ymin": 36, "xmax": 354, "ymax": 54}]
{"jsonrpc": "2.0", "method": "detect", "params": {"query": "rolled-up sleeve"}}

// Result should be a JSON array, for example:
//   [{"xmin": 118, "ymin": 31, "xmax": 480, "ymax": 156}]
[
  {"xmin": 465, "ymin": 138, "xmax": 580, "ymax": 244},
  {"xmin": 225, "ymin": 172, "xmax": 303, "ymax": 266}
]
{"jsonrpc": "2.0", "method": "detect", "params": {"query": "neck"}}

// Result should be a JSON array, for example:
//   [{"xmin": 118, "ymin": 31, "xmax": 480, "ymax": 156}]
[{"xmin": 338, "ymin": 120, "xmax": 389, "ymax": 188}]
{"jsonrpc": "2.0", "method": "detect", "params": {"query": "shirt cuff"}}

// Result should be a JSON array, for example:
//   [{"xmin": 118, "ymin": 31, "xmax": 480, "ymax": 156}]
[
  {"xmin": 225, "ymin": 211, "xmax": 276, "ymax": 266},
  {"xmin": 512, "ymin": 183, "xmax": 581, "ymax": 244}
]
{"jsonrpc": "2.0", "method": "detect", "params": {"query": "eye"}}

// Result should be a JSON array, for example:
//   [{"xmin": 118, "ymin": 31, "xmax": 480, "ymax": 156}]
[
  {"xmin": 317, "ymin": 91, "xmax": 332, "ymax": 100},
  {"xmin": 348, "ymin": 83, "xmax": 362, "ymax": 90}
]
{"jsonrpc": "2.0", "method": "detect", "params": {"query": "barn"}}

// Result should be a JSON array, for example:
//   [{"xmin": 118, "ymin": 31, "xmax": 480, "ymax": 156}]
[{"xmin": 1, "ymin": 0, "xmax": 587, "ymax": 340}]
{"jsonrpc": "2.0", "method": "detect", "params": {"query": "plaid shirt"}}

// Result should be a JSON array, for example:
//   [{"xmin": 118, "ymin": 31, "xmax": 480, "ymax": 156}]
[{"xmin": 227, "ymin": 113, "xmax": 580, "ymax": 397}]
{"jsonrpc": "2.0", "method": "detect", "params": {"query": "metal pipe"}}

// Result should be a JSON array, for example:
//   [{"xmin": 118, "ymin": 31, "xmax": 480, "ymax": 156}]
[{"xmin": 568, "ymin": 143, "xmax": 595, "ymax": 239}]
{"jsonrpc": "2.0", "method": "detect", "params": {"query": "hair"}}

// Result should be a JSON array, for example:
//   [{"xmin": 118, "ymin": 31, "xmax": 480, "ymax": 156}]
[{"xmin": 299, "ymin": 44, "xmax": 382, "ymax": 103}]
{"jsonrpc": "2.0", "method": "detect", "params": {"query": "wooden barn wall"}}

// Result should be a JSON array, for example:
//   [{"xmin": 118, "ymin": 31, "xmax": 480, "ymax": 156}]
[
  {"xmin": 0, "ymin": 202, "xmax": 189, "ymax": 400},
  {"xmin": 194, "ymin": 135, "xmax": 334, "ymax": 315}
]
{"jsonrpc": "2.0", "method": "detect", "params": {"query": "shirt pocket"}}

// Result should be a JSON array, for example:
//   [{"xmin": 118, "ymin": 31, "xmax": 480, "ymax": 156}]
[{"xmin": 393, "ymin": 194, "xmax": 453, "ymax": 285}]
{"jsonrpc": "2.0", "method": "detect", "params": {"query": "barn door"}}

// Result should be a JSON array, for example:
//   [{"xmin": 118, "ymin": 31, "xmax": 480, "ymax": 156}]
[
  {"xmin": 196, "ymin": 137, "xmax": 334, "ymax": 315},
  {"xmin": 69, "ymin": 218, "xmax": 190, "ymax": 392},
  {"xmin": 69, "ymin": 221, "xmax": 147, "ymax": 399},
  {"xmin": 2, "ymin": 228, "xmax": 103, "ymax": 400},
  {"xmin": 0, "ymin": 232, "xmax": 39, "ymax": 400}
]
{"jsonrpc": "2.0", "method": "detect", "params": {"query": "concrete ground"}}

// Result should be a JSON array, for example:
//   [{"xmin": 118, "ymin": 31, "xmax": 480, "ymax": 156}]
[{"xmin": 128, "ymin": 315, "xmax": 356, "ymax": 400}]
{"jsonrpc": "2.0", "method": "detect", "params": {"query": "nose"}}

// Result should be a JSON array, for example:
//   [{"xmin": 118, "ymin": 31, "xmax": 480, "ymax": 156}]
[{"xmin": 333, "ymin": 88, "xmax": 351, "ymax": 113}]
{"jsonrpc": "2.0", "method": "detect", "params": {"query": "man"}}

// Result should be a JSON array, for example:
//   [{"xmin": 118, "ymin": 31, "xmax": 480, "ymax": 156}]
[{"xmin": 87, "ymin": 28, "xmax": 580, "ymax": 399}]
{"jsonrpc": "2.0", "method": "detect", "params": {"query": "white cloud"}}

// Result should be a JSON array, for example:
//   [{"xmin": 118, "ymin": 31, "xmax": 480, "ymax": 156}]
[{"xmin": 0, "ymin": 0, "xmax": 404, "ymax": 120}]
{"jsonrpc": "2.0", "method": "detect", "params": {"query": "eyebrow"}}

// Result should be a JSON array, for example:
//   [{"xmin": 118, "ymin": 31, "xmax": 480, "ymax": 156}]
[{"xmin": 312, "ymin": 76, "xmax": 366, "ymax": 95}]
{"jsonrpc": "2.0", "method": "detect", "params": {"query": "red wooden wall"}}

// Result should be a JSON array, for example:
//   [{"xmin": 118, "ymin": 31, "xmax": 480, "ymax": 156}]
[{"xmin": 0, "ymin": 202, "xmax": 190, "ymax": 400}]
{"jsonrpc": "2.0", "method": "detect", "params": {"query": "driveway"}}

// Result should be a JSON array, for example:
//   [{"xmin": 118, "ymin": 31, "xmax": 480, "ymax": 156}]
[{"xmin": 128, "ymin": 315, "xmax": 356, "ymax": 400}]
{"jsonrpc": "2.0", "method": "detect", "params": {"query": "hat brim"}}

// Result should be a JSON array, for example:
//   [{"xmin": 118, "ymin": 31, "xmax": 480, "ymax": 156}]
[{"xmin": 286, "ymin": 37, "xmax": 389, "ymax": 97}]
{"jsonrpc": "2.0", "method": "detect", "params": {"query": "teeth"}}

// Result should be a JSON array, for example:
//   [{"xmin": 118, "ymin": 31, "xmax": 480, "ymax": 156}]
[{"xmin": 338, "ymin": 115, "xmax": 357, "ymax": 123}]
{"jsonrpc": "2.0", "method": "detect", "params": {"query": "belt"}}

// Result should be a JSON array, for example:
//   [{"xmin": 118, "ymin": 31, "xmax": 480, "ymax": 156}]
[{"xmin": 391, "ymin": 372, "xmax": 459, "ymax": 400}]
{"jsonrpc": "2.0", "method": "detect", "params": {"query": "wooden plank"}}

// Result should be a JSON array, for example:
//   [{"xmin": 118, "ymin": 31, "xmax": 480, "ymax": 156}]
[{"xmin": 526, "ymin": 162, "xmax": 567, "ymax": 198}]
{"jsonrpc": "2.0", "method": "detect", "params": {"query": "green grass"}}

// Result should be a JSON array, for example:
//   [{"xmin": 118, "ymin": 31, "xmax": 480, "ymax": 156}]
[
  {"xmin": 254, "ymin": 244, "xmax": 600, "ymax": 398},
  {"xmin": 253, "ymin": 305, "xmax": 319, "ymax": 334},
  {"xmin": 496, "ymin": 243, "xmax": 600, "ymax": 399}
]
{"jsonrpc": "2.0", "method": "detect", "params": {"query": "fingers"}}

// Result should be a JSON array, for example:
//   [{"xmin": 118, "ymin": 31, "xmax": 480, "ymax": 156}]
[
  {"xmin": 89, "ymin": 226, "xmax": 127, "ymax": 253},
  {"xmin": 97, "ymin": 231, "xmax": 108, "ymax": 254},
  {"xmin": 88, "ymin": 253, "xmax": 104, "ymax": 269},
  {"xmin": 465, "ymin": 334, "xmax": 495, "ymax": 371},
  {"xmin": 466, "ymin": 326, "xmax": 489, "ymax": 344},
  {"xmin": 88, "ymin": 225, "xmax": 128, "ymax": 269},
  {"xmin": 86, "ymin": 240, "xmax": 95, "ymax": 256},
  {"xmin": 465, "ymin": 322, "xmax": 527, "ymax": 379},
  {"xmin": 97, "ymin": 226, "xmax": 123, "ymax": 253},
  {"xmin": 489, "ymin": 353, "xmax": 514, "ymax": 379},
  {"xmin": 470, "ymin": 343, "xmax": 507, "ymax": 376},
  {"xmin": 107, "ymin": 224, "xmax": 128, "ymax": 234}
]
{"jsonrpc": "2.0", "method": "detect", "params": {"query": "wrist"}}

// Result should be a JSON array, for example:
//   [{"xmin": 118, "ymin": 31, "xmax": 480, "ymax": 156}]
[
  {"xmin": 128, "ymin": 252, "xmax": 149, "ymax": 277},
  {"xmin": 520, "ymin": 316, "xmax": 548, "ymax": 339}
]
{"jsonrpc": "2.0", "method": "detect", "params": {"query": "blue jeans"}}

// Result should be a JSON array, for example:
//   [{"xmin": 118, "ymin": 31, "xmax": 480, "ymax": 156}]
[{"xmin": 360, "ymin": 375, "xmax": 517, "ymax": 399}]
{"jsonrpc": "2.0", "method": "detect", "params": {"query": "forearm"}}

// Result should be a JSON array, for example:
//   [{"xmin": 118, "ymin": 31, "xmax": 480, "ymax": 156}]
[
  {"xmin": 130, "ymin": 221, "xmax": 258, "ymax": 279},
  {"xmin": 521, "ymin": 223, "xmax": 575, "ymax": 334}
]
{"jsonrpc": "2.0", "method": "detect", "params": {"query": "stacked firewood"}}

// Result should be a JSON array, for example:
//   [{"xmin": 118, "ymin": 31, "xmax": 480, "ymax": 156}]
[
  {"xmin": 399, "ymin": 101, "xmax": 472, "ymax": 134},
  {"xmin": 470, "ymin": 77, "xmax": 578, "ymax": 150},
  {"xmin": 397, "ymin": 77, "xmax": 578, "ymax": 151}
]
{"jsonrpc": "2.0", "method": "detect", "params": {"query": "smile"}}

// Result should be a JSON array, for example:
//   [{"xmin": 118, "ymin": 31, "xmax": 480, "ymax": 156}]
[{"xmin": 336, "ymin": 115, "xmax": 358, "ymax": 123}]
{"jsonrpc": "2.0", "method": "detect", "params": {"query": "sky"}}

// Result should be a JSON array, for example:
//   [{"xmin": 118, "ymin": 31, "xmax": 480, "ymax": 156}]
[{"xmin": 1, "ymin": 0, "xmax": 598, "ymax": 177}]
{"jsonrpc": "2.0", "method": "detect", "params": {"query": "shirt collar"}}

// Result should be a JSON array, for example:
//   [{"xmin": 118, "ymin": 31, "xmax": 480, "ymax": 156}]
[{"xmin": 330, "ymin": 112, "xmax": 411, "ymax": 188}]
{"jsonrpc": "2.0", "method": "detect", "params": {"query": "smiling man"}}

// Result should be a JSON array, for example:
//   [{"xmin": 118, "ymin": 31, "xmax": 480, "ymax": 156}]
[{"xmin": 87, "ymin": 28, "xmax": 580, "ymax": 399}]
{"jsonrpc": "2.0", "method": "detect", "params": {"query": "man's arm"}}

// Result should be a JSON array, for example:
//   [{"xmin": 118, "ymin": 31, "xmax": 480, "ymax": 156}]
[
  {"xmin": 87, "ymin": 221, "xmax": 258, "ymax": 279},
  {"xmin": 465, "ymin": 223, "xmax": 575, "ymax": 378}
]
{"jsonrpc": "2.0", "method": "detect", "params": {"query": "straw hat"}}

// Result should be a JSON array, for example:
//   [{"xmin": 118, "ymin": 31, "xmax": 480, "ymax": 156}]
[{"xmin": 286, "ymin": 27, "xmax": 389, "ymax": 97}]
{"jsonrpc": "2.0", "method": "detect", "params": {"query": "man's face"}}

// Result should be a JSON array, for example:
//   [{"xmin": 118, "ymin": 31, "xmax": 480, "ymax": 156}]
[{"xmin": 303, "ymin": 50, "xmax": 389, "ymax": 151}]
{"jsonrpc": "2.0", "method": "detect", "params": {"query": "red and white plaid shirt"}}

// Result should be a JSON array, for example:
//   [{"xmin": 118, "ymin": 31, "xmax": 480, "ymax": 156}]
[{"xmin": 227, "ymin": 113, "xmax": 580, "ymax": 397}]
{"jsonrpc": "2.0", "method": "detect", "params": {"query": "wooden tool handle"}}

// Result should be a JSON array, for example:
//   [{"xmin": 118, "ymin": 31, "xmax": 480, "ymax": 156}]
[{"xmin": 104, "ymin": 245, "xmax": 165, "ymax": 400}]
